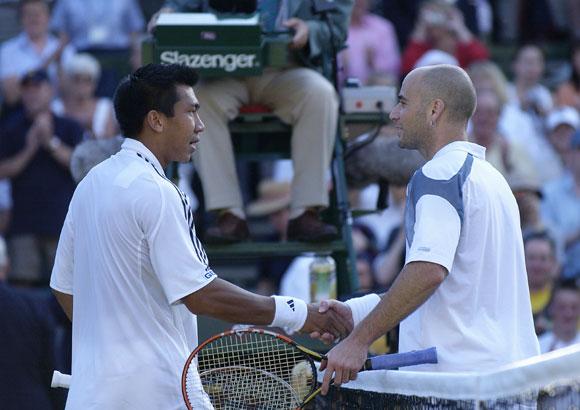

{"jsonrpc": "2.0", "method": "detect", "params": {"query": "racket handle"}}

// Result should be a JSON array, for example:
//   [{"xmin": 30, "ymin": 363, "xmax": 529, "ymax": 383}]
[
  {"xmin": 51, "ymin": 371, "xmax": 71, "ymax": 389},
  {"xmin": 363, "ymin": 347, "xmax": 438, "ymax": 370}
]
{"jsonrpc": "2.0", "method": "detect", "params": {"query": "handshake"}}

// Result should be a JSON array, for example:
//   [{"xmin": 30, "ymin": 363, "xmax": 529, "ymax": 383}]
[{"xmin": 300, "ymin": 300, "xmax": 353, "ymax": 343}]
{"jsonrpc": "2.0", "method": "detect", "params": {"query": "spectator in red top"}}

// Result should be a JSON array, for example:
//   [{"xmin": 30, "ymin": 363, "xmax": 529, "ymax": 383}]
[{"xmin": 401, "ymin": 0, "xmax": 489, "ymax": 75}]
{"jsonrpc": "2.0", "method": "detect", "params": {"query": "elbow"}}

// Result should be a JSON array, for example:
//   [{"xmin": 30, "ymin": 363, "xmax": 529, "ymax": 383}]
[{"xmin": 426, "ymin": 266, "xmax": 447, "ymax": 289}]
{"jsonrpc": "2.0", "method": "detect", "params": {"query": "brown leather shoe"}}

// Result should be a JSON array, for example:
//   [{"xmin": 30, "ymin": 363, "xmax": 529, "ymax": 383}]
[
  {"xmin": 287, "ymin": 209, "xmax": 338, "ymax": 242},
  {"xmin": 205, "ymin": 212, "xmax": 250, "ymax": 244}
]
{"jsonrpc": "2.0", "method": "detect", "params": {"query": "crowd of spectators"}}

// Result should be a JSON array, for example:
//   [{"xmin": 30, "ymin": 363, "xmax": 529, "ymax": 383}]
[{"xmin": 0, "ymin": 0, "xmax": 579, "ymax": 407}]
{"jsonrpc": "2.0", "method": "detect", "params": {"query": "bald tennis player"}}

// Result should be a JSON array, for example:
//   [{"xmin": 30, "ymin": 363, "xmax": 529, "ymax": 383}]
[{"xmin": 316, "ymin": 65, "xmax": 540, "ymax": 393}]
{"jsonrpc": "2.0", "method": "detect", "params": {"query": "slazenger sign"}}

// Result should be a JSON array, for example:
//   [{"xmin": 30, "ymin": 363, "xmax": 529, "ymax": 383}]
[{"xmin": 160, "ymin": 50, "xmax": 259, "ymax": 72}]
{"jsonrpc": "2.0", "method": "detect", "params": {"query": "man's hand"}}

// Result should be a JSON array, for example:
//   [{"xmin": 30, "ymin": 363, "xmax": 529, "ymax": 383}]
[
  {"xmin": 34, "ymin": 112, "xmax": 54, "ymax": 148},
  {"xmin": 309, "ymin": 299, "xmax": 353, "ymax": 344},
  {"xmin": 283, "ymin": 18, "xmax": 309, "ymax": 50},
  {"xmin": 319, "ymin": 335, "xmax": 368, "ymax": 395},
  {"xmin": 300, "ymin": 303, "xmax": 351, "ymax": 339}
]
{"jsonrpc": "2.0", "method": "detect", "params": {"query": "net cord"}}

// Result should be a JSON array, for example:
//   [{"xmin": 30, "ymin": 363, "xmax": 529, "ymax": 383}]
[{"xmin": 316, "ymin": 343, "xmax": 580, "ymax": 402}]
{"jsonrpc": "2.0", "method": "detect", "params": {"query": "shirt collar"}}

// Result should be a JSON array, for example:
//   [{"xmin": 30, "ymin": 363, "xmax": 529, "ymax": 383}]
[
  {"xmin": 121, "ymin": 138, "xmax": 165, "ymax": 175},
  {"xmin": 433, "ymin": 140, "xmax": 486, "ymax": 161}
]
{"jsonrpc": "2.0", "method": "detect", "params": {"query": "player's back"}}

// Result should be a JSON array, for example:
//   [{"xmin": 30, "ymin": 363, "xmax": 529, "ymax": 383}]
[{"xmin": 64, "ymin": 143, "xmax": 196, "ymax": 410}]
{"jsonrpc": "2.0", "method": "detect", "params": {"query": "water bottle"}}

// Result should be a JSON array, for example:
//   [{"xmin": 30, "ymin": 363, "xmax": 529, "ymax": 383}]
[{"xmin": 309, "ymin": 255, "xmax": 337, "ymax": 303}]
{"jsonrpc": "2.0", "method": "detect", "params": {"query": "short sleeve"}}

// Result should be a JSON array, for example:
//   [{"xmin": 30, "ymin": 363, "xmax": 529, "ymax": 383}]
[
  {"xmin": 50, "ymin": 207, "xmax": 75, "ymax": 295},
  {"xmin": 406, "ymin": 194, "xmax": 461, "ymax": 272},
  {"xmin": 140, "ymin": 181, "xmax": 216, "ymax": 305}
]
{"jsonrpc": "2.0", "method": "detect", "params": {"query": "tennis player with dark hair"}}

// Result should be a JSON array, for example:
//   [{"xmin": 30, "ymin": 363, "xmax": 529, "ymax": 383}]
[
  {"xmin": 49, "ymin": 63, "xmax": 350, "ymax": 409},
  {"xmin": 315, "ymin": 65, "xmax": 540, "ymax": 394}
]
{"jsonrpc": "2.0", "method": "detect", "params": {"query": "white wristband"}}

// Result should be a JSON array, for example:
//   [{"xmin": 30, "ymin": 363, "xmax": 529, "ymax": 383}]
[
  {"xmin": 345, "ymin": 293, "xmax": 381, "ymax": 327},
  {"xmin": 270, "ymin": 295, "xmax": 308, "ymax": 333}
]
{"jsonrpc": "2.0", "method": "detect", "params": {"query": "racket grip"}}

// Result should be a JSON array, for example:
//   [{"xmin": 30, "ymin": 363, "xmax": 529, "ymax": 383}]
[
  {"xmin": 363, "ymin": 347, "xmax": 438, "ymax": 370},
  {"xmin": 51, "ymin": 371, "xmax": 71, "ymax": 389}
]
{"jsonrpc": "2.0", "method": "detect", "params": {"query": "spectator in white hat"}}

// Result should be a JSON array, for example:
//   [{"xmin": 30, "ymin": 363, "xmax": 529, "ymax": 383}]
[{"xmin": 545, "ymin": 106, "xmax": 580, "ymax": 166}]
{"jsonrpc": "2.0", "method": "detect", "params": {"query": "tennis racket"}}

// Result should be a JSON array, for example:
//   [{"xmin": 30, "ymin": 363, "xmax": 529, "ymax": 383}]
[{"xmin": 182, "ymin": 328, "xmax": 437, "ymax": 410}]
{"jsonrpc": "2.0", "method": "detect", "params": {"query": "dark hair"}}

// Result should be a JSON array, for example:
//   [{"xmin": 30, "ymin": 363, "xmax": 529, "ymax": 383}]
[
  {"xmin": 548, "ymin": 278, "xmax": 579, "ymax": 309},
  {"xmin": 523, "ymin": 230, "xmax": 556, "ymax": 256},
  {"xmin": 513, "ymin": 43, "xmax": 545, "ymax": 62},
  {"xmin": 113, "ymin": 64, "xmax": 199, "ymax": 138}
]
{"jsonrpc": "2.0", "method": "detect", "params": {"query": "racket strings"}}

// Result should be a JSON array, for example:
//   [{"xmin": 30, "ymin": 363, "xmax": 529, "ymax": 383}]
[{"xmin": 185, "ymin": 331, "xmax": 316, "ymax": 409}]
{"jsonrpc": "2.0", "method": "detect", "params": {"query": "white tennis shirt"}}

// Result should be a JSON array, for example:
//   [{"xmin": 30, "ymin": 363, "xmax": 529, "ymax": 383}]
[
  {"xmin": 50, "ymin": 138, "xmax": 216, "ymax": 409},
  {"xmin": 399, "ymin": 141, "xmax": 540, "ymax": 372}
]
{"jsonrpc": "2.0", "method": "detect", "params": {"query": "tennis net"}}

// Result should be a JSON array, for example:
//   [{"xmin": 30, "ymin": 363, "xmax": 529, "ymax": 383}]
[{"xmin": 310, "ymin": 343, "xmax": 580, "ymax": 409}]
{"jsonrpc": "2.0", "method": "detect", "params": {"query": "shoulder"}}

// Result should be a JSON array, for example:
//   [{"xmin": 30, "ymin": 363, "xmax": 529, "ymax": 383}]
[
  {"xmin": 0, "ymin": 37, "xmax": 19, "ymax": 54},
  {"xmin": 421, "ymin": 150, "xmax": 471, "ymax": 181}
]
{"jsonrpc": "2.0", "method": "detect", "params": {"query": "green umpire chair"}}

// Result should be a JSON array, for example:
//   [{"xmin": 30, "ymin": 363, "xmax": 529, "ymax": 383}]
[{"xmin": 142, "ymin": 15, "xmax": 371, "ymax": 298}]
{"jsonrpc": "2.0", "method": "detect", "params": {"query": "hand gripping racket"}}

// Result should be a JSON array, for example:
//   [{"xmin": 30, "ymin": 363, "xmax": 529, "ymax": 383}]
[{"xmin": 182, "ymin": 328, "xmax": 437, "ymax": 409}]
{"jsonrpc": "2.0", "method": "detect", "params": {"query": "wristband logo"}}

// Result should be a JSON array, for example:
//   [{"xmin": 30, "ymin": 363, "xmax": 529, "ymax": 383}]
[
  {"xmin": 160, "ymin": 51, "xmax": 258, "ymax": 72},
  {"xmin": 286, "ymin": 299, "xmax": 295, "ymax": 312}
]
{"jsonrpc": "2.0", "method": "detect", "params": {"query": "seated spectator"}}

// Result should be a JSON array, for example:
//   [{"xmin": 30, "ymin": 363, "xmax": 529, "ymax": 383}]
[
  {"xmin": 542, "ymin": 130, "xmax": 580, "ymax": 279},
  {"xmin": 508, "ymin": 44, "xmax": 553, "ymax": 120},
  {"xmin": 538, "ymin": 280, "xmax": 580, "ymax": 353},
  {"xmin": 340, "ymin": 0, "xmax": 400, "ymax": 85},
  {"xmin": 524, "ymin": 231, "xmax": 560, "ymax": 335},
  {"xmin": 467, "ymin": 61, "xmax": 560, "ymax": 184},
  {"xmin": 545, "ymin": 106, "xmax": 580, "ymax": 168},
  {"xmin": 469, "ymin": 90, "xmax": 537, "ymax": 182},
  {"xmin": 0, "ymin": 69, "xmax": 83, "ymax": 286},
  {"xmin": 553, "ymin": 41, "xmax": 580, "ymax": 111},
  {"xmin": 0, "ymin": 0, "xmax": 75, "ymax": 108},
  {"xmin": 52, "ymin": 53, "xmax": 118, "ymax": 139},
  {"xmin": 509, "ymin": 174, "xmax": 547, "ymax": 236},
  {"xmin": 401, "ymin": 0, "xmax": 489, "ymax": 75},
  {"xmin": 150, "ymin": 0, "xmax": 353, "ymax": 243},
  {"xmin": 50, "ymin": 0, "xmax": 145, "ymax": 97}
]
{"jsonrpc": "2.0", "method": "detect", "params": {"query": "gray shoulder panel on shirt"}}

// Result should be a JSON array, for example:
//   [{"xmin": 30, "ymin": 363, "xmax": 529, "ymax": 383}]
[{"xmin": 405, "ymin": 154, "xmax": 474, "ymax": 246}]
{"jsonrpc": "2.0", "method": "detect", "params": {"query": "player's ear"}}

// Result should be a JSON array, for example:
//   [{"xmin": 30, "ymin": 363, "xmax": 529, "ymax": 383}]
[
  {"xmin": 145, "ymin": 110, "xmax": 165, "ymax": 133},
  {"xmin": 430, "ymin": 98, "xmax": 445, "ymax": 124}
]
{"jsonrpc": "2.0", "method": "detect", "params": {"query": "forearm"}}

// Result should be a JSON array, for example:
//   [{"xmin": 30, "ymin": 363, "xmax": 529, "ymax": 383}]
[
  {"xmin": 351, "ymin": 261, "xmax": 447, "ymax": 346},
  {"xmin": 48, "ymin": 140, "xmax": 73, "ymax": 169},
  {"xmin": 1, "ymin": 77, "xmax": 21, "ymax": 106},
  {"xmin": 0, "ymin": 148, "xmax": 36, "ymax": 178},
  {"xmin": 52, "ymin": 289, "xmax": 73, "ymax": 321},
  {"xmin": 183, "ymin": 278, "xmax": 275, "ymax": 325}
]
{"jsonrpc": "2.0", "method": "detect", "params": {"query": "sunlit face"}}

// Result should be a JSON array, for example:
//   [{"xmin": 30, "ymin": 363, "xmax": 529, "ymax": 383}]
[
  {"xmin": 162, "ymin": 85, "xmax": 204, "ymax": 164},
  {"xmin": 21, "ymin": 1, "xmax": 49, "ymax": 40},
  {"xmin": 550, "ymin": 289, "xmax": 580, "ymax": 336},
  {"xmin": 514, "ymin": 46, "xmax": 544, "ymax": 84},
  {"xmin": 525, "ymin": 238, "xmax": 555, "ymax": 290},
  {"xmin": 389, "ymin": 72, "xmax": 430, "ymax": 152}
]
